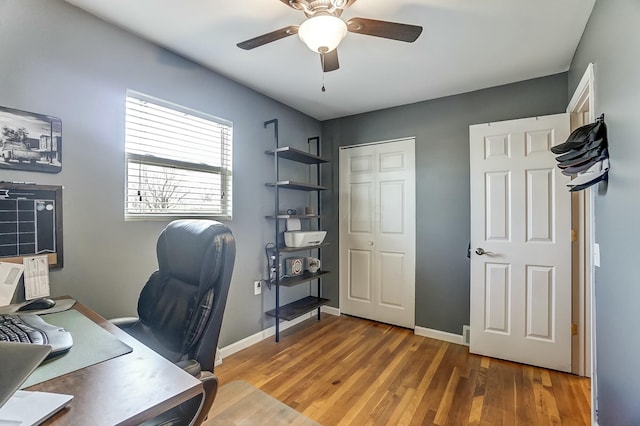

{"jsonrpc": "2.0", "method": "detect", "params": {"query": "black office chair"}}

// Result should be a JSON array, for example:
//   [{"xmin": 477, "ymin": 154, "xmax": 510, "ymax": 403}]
[{"xmin": 111, "ymin": 219, "xmax": 235, "ymax": 426}]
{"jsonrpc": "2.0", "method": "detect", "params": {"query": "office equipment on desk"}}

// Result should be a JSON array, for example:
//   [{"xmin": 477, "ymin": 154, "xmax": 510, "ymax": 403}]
[
  {"xmin": 0, "ymin": 342, "xmax": 73, "ymax": 426},
  {"xmin": 0, "ymin": 298, "xmax": 76, "ymax": 316},
  {"xmin": 17, "ymin": 297, "xmax": 56, "ymax": 312},
  {"xmin": 0, "ymin": 314, "xmax": 73, "ymax": 356}
]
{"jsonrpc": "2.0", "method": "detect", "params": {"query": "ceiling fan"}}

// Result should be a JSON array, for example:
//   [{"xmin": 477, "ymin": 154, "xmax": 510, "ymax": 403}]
[{"xmin": 237, "ymin": 0, "xmax": 423, "ymax": 73}]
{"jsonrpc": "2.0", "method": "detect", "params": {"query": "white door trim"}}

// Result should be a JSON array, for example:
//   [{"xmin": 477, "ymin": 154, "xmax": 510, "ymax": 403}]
[{"xmin": 566, "ymin": 62, "xmax": 597, "ymax": 423}]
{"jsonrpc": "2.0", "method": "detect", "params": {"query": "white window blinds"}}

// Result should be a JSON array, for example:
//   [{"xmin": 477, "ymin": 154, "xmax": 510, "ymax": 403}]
[{"xmin": 125, "ymin": 92, "xmax": 232, "ymax": 220}]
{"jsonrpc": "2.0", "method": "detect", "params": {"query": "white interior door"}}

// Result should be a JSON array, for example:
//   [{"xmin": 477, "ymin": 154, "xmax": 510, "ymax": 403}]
[
  {"xmin": 339, "ymin": 138, "xmax": 416, "ymax": 328},
  {"xmin": 469, "ymin": 114, "xmax": 572, "ymax": 372}
]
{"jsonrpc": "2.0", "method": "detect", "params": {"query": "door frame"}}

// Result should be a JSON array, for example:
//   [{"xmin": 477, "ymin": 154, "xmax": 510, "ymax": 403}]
[
  {"xmin": 566, "ymin": 62, "xmax": 596, "ymax": 420},
  {"xmin": 338, "ymin": 137, "xmax": 417, "ymax": 328}
]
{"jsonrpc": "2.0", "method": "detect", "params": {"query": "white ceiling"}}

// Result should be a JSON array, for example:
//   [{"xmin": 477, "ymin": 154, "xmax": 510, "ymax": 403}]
[{"xmin": 65, "ymin": 0, "xmax": 595, "ymax": 121}]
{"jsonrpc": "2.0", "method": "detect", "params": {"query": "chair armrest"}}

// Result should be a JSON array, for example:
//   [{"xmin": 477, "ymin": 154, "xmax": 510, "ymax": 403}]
[
  {"xmin": 174, "ymin": 359, "xmax": 218, "ymax": 426},
  {"xmin": 108, "ymin": 316, "xmax": 139, "ymax": 328},
  {"xmin": 176, "ymin": 359, "xmax": 202, "ymax": 377},
  {"xmin": 193, "ymin": 371, "xmax": 218, "ymax": 426}
]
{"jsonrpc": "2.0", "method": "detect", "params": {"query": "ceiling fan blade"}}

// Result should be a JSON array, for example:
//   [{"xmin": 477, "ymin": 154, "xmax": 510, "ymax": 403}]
[
  {"xmin": 321, "ymin": 49, "xmax": 339, "ymax": 72},
  {"xmin": 346, "ymin": 17, "xmax": 423, "ymax": 42},
  {"xmin": 237, "ymin": 25, "xmax": 299, "ymax": 50}
]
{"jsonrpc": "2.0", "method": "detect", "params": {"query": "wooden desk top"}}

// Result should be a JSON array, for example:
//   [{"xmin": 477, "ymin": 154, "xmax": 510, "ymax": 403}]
[{"xmin": 27, "ymin": 299, "xmax": 203, "ymax": 426}]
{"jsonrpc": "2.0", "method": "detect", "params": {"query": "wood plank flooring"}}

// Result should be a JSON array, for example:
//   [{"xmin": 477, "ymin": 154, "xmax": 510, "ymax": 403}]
[{"xmin": 213, "ymin": 314, "xmax": 590, "ymax": 425}]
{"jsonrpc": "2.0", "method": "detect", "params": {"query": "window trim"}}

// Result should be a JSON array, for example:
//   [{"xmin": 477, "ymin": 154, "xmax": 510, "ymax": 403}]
[{"xmin": 124, "ymin": 91, "xmax": 233, "ymax": 221}]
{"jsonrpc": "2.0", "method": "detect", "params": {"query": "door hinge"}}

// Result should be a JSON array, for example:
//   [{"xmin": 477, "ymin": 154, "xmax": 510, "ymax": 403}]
[
  {"xmin": 571, "ymin": 229, "xmax": 577, "ymax": 242},
  {"xmin": 571, "ymin": 323, "xmax": 578, "ymax": 335}
]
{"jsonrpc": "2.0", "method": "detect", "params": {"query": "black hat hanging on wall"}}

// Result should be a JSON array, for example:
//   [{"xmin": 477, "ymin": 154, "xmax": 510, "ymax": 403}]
[{"xmin": 552, "ymin": 114, "xmax": 609, "ymax": 192}]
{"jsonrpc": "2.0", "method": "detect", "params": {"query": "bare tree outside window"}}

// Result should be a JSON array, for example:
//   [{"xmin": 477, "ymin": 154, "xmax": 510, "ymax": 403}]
[{"xmin": 139, "ymin": 168, "xmax": 187, "ymax": 212}]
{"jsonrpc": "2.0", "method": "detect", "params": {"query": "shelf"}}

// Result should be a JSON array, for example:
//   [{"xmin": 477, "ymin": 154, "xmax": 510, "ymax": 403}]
[
  {"xmin": 278, "ymin": 242, "xmax": 330, "ymax": 253},
  {"xmin": 265, "ymin": 181, "xmax": 328, "ymax": 191},
  {"xmin": 278, "ymin": 270, "xmax": 330, "ymax": 287},
  {"xmin": 265, "ymin": 146, "xmax": 329, "ymax": 164},
  {"xmin": 263, "ymin": 121, "xmax": 328, "ymax": 341},
  {"xmin": 265, "ymin": 214, "xmax": 320, "ymax": 219},
  {"xmin": 265, "ymin": 296, "xmax": 331, "ymax": 321}
]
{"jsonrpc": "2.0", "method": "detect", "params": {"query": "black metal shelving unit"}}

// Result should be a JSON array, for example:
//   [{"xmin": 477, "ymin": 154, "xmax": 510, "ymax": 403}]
[{"xmin": 263, "ymin": 119, "xmax": 330, "ymax": 342}]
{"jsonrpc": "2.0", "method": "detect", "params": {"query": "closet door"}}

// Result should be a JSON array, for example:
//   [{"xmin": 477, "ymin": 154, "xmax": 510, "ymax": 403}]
[{"xmin": 339, "ymin": 138, "xmax": 416, "ymax": 328}]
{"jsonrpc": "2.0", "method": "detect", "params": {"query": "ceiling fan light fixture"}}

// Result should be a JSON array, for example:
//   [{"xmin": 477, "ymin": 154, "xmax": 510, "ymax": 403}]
[{"xmin": 298, "ymin": 15, "xmax": 347, "ymax": 53}]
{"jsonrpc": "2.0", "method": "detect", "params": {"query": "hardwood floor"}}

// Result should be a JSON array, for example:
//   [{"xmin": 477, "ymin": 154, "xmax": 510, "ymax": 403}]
[{"xmin": 214, "ymin": 314, "xmax": 590, "ymax": 425}]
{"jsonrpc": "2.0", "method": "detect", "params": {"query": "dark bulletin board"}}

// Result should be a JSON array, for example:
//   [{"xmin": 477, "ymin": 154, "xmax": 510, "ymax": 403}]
[{"xmin": 0, "ymin": 183, "xmax": 63, "ymax": 268}]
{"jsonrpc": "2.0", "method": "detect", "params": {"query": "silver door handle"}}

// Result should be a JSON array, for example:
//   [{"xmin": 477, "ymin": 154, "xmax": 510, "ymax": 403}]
[
  {"xmin": 475, "ymin": 248, "xmax": 494, "ymax": 255},
  {"xmin": 368, "ymin": 241, "xmax": 374, "ymax": 246}
]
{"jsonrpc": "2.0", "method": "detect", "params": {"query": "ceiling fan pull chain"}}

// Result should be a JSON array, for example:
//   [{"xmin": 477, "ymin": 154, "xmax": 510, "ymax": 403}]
[{"xmin": 321, "ymin": 54, "xmax": 326, "ymax": 92}]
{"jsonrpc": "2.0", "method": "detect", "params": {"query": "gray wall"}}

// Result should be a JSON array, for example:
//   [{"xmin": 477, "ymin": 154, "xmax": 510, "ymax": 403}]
[
  {"xmin": 321, "ymin": 74, "xmax": 568, "ymax": 334},
  {"xmin": 569, "ymin": 1, "xmax": 640, "ymax": 424},
  {"xmin": 0, "ymin": 0, "xmax": 321, "ymax": 347}
]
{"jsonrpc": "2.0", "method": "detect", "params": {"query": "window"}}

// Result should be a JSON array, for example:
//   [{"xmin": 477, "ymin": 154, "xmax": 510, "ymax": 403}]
[{"xmin": 125, "ymin": 91, "xmax": 232, "ymax": 220}]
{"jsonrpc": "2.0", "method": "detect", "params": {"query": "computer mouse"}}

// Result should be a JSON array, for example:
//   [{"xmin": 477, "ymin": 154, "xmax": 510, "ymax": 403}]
[{"xmin": 17, "ymin": 297, "xmax": 56, "ymax": 312}]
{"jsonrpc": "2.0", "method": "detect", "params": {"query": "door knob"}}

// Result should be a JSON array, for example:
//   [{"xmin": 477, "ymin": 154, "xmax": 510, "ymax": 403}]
[
  {"xmin": 475, "ymin": 247, "xmax": 494, "ymax": 255},
  {"xmin": 368, "ymin": 241, "xmax": 374, "ymax": 246}
]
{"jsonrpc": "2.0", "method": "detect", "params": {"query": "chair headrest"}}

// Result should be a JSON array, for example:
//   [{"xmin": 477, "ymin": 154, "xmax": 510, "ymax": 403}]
[{"xmin": 156, "ymin": 219, "xmax": 231, "ymax": 290}]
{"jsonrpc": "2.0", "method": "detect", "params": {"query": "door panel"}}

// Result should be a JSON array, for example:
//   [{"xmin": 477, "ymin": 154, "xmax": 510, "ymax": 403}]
[
  {"xmin": 485, "ymin": 263, "xmax": 510, "ymax": 333},
  {"xmin": 485, "ymin": 171, "xmax": 511, "ymax": 241},
  {"xmin": 470, "ymin": 113, "xmax": 572, "ymax": 372},
  {"xmin": 380, "ymin": 181, "xmax": 404, "ymax": 234},
  {"xmin": 348, "ymin": 249, "xmax": 372, "ymax": 301},
  {"xmin": 380, "ymin": 151, "xmax": 404, "ymax": 170},
  {"xmin": 340, "ymin": 139, "xmax": 416, "ymax": 328},
  {"xmin": 380, "ymin": 252, "xmax": 404, "ymax": 307},
  {"xmin": 526, "ymin": 129, "xmax": 553, "ymax": 154},
  {"xmin": 350, "ymin": 154, "xmax": 373, "ymax": 173},
  {"xmin": 485, "ymin": 134, "xmax": 511, "ymax": 159},
  {"xmin": 349, "ymin": 183, "xmax": 372, "ymax": 233},
  {"xmin": 526, "ymin": 169, "xmax": 554, "ymax": 242},
  {"xmin": 526, "ymin": 265, "xmax": 554, "ymax": 339}
]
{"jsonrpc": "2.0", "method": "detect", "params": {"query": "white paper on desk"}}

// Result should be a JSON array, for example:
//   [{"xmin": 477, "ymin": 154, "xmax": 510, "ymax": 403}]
[
  {"xmin": 23, "ymin": 255, "xmax": 50, "ymax": 300},
  {"xmin": 0, "ymin": 262, "xmax": 24, "ymax": 306}
]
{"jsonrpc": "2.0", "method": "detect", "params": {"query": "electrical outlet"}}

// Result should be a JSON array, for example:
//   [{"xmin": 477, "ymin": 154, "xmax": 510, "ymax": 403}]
[{"xmin": 254, "ymin": 280, "xmax": 262, "ymax": 295}]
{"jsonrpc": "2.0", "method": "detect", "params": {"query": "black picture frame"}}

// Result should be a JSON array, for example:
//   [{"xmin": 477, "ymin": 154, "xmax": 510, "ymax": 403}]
[
  {"xmin": 0, "ymin": 183, "xmax": 64, "ymax": 268},
  {"xmin": 0, "ymin": 105, "xmax": 62, "ymax": 173}
]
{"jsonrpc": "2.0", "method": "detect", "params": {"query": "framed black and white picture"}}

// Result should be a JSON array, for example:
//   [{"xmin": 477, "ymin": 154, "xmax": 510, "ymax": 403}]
[{"xmin": 0, "ymin": 105, "xmax": 62, "ymax": 173}]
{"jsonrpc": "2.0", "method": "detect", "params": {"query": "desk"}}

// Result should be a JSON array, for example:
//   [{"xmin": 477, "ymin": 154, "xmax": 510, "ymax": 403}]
[{"xmin": 26, "ymin": 299, "xmax": 203, "ymax": 425}]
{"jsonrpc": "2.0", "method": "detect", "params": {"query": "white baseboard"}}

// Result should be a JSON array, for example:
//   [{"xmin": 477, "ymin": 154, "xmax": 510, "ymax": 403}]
[
  {"xmin": 219, "ymin": 312, "xmax": 464, "ymax": 365},
  {"xmin": 219, "ymin": 306, "xmax": 340, "ymax": 362},
  {"xmin": 321, "ymin": 305, "xmax": 340, "ymax": 316},
  {"xmin": 414, "ymin": 326, "xmax": 465, "ymax": 346}
]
